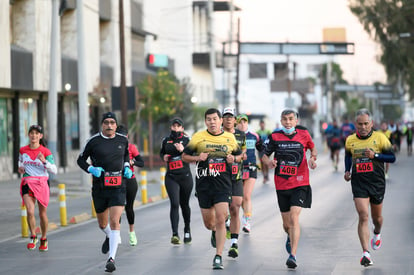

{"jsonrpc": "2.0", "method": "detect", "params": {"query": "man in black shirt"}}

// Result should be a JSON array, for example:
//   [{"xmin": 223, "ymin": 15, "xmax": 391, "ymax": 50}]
[{"xmin": 77, "ymin": 112, "xmax": 132, "ymax": 273}]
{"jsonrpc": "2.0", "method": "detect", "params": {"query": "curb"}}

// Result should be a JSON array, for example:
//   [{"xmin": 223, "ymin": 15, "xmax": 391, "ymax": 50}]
[{"xmin": 69, "ymin": 213, "xmax": 91, "ymax": 224}]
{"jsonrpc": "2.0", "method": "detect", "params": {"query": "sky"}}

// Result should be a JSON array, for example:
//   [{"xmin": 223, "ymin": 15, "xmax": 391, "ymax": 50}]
[{"xmin": 216, "ymin": 0, "xmax": 387, "ymax": 85}]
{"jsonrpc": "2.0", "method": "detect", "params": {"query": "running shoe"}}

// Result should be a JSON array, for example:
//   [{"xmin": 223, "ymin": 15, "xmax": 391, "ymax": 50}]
[
  {"xmin": 211, "ymin": 231, "xmax": 216, "ymax": 248},
  {"xmin": 212, "ymin": 255, "xmax": 224, "ymax": 269},
  {"xmin": 242, "ymin": 216, "xmax": 251, "ymax": 233},
  {"xmin": 171, "ymin": 235, "xmax": 181, "ymax": 245},
  {"xmin": 228, "ymin": 243, "xmax": 239, "ymax": 258},
  {"xmin": 286, "ymin": 254, "xmax": 297, "ymax": 269},
  {"xmin": 184, "ymin": 232, "xmax": 192, "ymax": 244},
  {"xmin": 225, "ymin": 217, "xmax": 231, "ymax": 239},
  {"xmin": 360, "ymin": 251, "xmax": 373, "ymax": 267},
  {"xmin": 129, "ymin": 231, "xmax": 137, "ymax": 246},
  {"xmin": 39, "ymin": 238, "xmax": 48, "ymax": 252},
  {"xmin": 385, "ymin": 173, "xmax": 389, "ymax": 180},
  {"xmin": 105, "ymin": 257, "xmax": 116, "ymax": 273},
  {"xmin": 102, "ymin": 236, "xmax": 109, "ymax": 254},
  {"xmin": 371, "ymin": 234, "xmax": 382, "ymax": 250},
  {"xmin": 27, "ymin": 235, "xmax": 38, "ymax": 250},
  {"xmin": 285, "ymin": 235, "xmax": 291, "ymax": 254}
]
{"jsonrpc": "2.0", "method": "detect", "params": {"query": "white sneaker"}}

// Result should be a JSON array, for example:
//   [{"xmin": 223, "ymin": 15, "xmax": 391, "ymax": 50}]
[
  {"xmin": 360, "ymin": 251, "xmax": 373, "ymax": 267},
  {"xmin": 242, "ymin": 216, "xmax": 251, "ymax": 233}
]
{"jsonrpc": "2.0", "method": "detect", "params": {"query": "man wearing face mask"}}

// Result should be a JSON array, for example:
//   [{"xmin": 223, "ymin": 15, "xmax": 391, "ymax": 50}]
[
  {"xmin": 160, "ymin": 117, "xmax": 194, "ymax": 245},
  {"xmin": 262, "ymin": 109, "xmax": 317, "ymax": 269}
]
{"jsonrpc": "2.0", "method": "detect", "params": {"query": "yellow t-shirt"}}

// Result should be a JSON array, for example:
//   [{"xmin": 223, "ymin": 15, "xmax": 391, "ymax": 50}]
[
  {"xmin": 345, "ymin": 131, "xmax": 393, "ymax": 185},
  {"xmin": 184, "ymin": 129, "xmax": 241, "ymax": 191}
]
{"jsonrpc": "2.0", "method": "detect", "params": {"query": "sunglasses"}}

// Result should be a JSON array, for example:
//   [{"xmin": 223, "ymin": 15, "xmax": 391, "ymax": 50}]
[{"xmin": 103, "ymin": 120, "xmax": 117, "ymax": 125}]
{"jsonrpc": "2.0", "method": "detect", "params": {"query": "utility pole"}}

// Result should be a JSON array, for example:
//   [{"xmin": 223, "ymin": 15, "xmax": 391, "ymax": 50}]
[
  {"xmin": 119, "ymin": 0, "xmax": 128, "ymax": 126},
  {"xmin": 48, "ymin": 0, "xmax": 59, "ymax": 178},
  {"xmin": 207, "ymin": 0, "xmax": 216, "ymax": 104},
  {"xmin": 235, "ymin": 18, "xmax": 240, "ymax": 114},
  {"xmin": 76, "ymin": 0, "xmax": 90, "ymax": 187}
]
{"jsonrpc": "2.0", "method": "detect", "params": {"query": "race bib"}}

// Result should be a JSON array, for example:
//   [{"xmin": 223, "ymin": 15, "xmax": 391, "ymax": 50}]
[
  {"xmin": 356, "ymin": 159, "xmax": 373, "ymax": 173},
  {"xmin": 209, "ymin": 159, "xmax": 226, "ymax": 173},
  {"xmin": 242, "ymin": 168, "xmax": 250, "ymax": 179},
  {"xmin": 232, "ymin": 163, "xmax": 239, "ymax": 175},
  {"xmin": 279, "ymin": 165, "xmax": 298, "ymax": 176},
  {"xmin": 169, "ymin": 160, "xmax": 183, "ymax": 170},
  {"xmin": 104, "ymin": 171, "xmax": 122, "ymax": 187}
]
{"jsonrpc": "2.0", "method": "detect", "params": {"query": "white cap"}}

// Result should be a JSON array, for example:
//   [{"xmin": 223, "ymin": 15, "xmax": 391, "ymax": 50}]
[{"xmin": 222, "ymin": 106, "xmax": 236, "ymax": 116}]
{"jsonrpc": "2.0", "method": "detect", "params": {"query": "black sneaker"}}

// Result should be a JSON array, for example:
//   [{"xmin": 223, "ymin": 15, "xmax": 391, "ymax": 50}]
[
  {"xmin": 210, "ymin": 231, "xmax": 216, "ymax": 248},
  {"xmin": 105, "ymin": 257, "xmax": 116, "ymax": 273},
  {"xmin": 286, "ymin": 254, "xmax": 297, "ymax": 269},
  {"xmin": 212, "ymin": 255, "xmax": 223, "ymax": 269},
  {"xmin": 228, "ymin": 243, "xmax": 239, "ymax": 258},
  {"xmin": 184, "ymin": 232, "xmax": 192, "ymax": 244},
  {"xmin": 102, "ymin": 237, "xmax": 109, "ymax": 254}
]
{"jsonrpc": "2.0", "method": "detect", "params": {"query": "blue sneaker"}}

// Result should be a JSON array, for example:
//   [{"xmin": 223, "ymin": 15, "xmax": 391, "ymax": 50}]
[
  {"xmin": 285, "ymin": 235, "xmax": 291, "ymax": 254},
  {"xmin": 286, "ymin": 254, "xmax": 297, "ymax": 269}
]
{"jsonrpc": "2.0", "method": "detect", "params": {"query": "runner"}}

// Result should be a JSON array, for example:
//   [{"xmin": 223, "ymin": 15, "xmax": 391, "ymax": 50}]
[
  {"xmin": 182, "ymin": 108, "xmax": 241, "ymax": 270},
  {"xmin": 262, "ymin": 109, "xmax": 317, "ymax": 269},
  {"xmin": 340, "ymin": 117, "xmax": 356, "ymax": 147},
  {"xmin": 160, "ymin": 117, "xmax": 194, "ymax": 245},
  {"xmin": 237, "ymin": 114, "xmax": 261, "ymax": 234},
  {"xmin": 18, "ymin": 125, "xmax": 57, "ymax": 252},
  {"xmin": 77, "ymin": 112, "xmax": 133, "ymax": 273},
  {"xmin": 325, "ymin": 120, "xmax": 342, "ymax": 171},
  {"xmin": 116, "ymin": 125, "xmax": 144, "ymax": 246},
  {"xmin": 404, "ymin": 123, "xmax": 413, "ymax": 156},
  {"xmin": 256, "ymin": 120, "xmax": 271, "ymax": 183},
  {"xmin": 222, "ymin": 107, "xmax": 246, "ymax": 258},
  {"xmin": 344, "ymin": 108, "xmax": 396, "ymax": 267},
  {"xmin": 378, "ymin": 122, "xmax": 392, "ymax": 179}
]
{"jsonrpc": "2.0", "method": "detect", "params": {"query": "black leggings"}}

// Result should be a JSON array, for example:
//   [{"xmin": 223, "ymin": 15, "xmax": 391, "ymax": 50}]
[
  {"xmin": 125, "ymin": 178, "xmax": 138, "ymax": 225},
  {"xmin": 165, "ymin": 173, "xmax": 193, "ymax": 235}
]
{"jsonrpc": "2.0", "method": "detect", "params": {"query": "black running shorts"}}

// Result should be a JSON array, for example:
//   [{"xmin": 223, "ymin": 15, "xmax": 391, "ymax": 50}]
[
  {"xmin": 92, "ymin": 187, "xmax": 126, "ymax": 213},
  {"xmin": 351, "ymin": 180, "xmax": 385, "ymax": 204},
  {"xmin": 276, "ymin": 185, "xmax": 312, "ymax": 212},
  {"xmin": 196, "ymin": 190, "xmax": 231, "ymax": 209},
  {"xmin": 231, "ymin": 179, "xmax": 243, "ymax": 197}
]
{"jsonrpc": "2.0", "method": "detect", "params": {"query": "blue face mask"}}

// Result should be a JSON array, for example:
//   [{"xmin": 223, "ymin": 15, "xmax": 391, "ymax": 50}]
[{"xmin": 281, "ymin": 126, "xmax": 295, "ymax": 134}]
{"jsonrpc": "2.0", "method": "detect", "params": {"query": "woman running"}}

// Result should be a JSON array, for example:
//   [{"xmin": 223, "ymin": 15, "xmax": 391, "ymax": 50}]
[
  {"xmin": 160, "ymin": 117, "xmax": 194, "ymax": 244},
  {"xmin": 116, "ymin": 125, "xmax": 144, "ymax": 246},
  {"xmin": 18, "ymin": 124, "xmax": 57, "ymax": 251}
]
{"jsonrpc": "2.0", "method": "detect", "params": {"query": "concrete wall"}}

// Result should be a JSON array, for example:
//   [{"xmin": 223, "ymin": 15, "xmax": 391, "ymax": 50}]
[{"xmin": 0, "ymin": 2, "xmax": 11, "ymax": 88}]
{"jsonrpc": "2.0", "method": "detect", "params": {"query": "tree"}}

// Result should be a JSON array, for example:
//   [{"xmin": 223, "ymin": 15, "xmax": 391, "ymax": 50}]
[
  {"xmin": 131, "ymin": 70, "xmax": 195, "ymax": 168},
  {"xmin": 349, "ymin": 0, "xmax": 414, "ymax": 100}
]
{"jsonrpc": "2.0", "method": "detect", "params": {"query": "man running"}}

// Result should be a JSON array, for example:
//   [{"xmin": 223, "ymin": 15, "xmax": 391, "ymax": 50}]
[
  {"xmin": 344, "ymin": 109, "xmax": 395, "ymax": 267},
  {"xmin": 256, "ymin": 120, "xmax": 271, "ymax": 183},
  {"xmin": 262, "ymin": 109, "xmax": 317, "ymax": 269},
  {"xmin": 182, "ymin": 108, "xmax": 241, "ymax": 270},
  {"xmin": 77, "ymin": 112, "xmax": 133, "ymax": 273},
  {"xmin": 222, "ymin": 107, "xmax": 246, "ymax": 258},
  {"xmin": 237, "ymin": 114, "xmax": 261, "ymax": 234},
  {"xmin": 325, "ymin": 120, "xmax": 342, "ymax": 171}
]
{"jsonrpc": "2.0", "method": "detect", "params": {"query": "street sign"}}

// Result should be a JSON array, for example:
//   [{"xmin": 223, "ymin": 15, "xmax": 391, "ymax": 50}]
[
  {"xmin": 239, "ymin": 42, "xmax": 355, "ymax": 55},
  {"xmin": 334, "ymin": 84, "xmax": 393, "ymax": 92}
]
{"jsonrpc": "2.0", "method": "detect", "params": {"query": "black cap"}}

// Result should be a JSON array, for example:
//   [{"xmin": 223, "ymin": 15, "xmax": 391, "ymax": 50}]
[
  {"xmin": 101, "ymin": 112, "xmax": 117, "ymax": 123},
  {"xmin": 170, "ymin": 117, "xmax": 184, "ymax": 126},
  {"xmin": 116, "ymin": 124, "xmax": 128, "ymax": 135},
  {"xmin": 28, "ymin": 124, "xmax": 43, "ymax": 134}
]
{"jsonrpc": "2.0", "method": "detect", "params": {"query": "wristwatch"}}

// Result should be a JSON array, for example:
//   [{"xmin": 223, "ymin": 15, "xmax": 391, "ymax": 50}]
[{"xmin": 374, "ymin": 153, "xmax": 379, "ymax": 158}]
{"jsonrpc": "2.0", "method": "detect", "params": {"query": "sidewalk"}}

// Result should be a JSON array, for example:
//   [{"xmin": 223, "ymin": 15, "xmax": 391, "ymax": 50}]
[{"xmin": 0, "ymin": 168, "xmax": 168, "ymax": 242}]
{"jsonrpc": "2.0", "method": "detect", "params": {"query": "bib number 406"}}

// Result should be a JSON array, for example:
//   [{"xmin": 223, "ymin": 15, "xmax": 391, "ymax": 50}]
[{"xmin": 356, "ymin": 162, "xmax": 373, "ymax": 173}]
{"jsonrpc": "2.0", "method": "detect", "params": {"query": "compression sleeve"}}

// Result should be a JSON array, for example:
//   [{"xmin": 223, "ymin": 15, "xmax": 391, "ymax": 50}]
[
  {"xmin": 133, "ymin": 155, "xmax": 145, "ymax": 167},
  {"xmin": 376, "ymin": 151, "xmax": 396, "ymax": 163},
  {"xmin": 344, "ymin": 151, "xmax": 352, "ymax": 172}
]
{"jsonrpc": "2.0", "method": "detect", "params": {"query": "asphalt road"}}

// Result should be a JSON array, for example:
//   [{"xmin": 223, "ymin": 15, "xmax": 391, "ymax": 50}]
[{"xmin": 1, "ymin": 146, "xmax": 413, "ymax": 275}]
